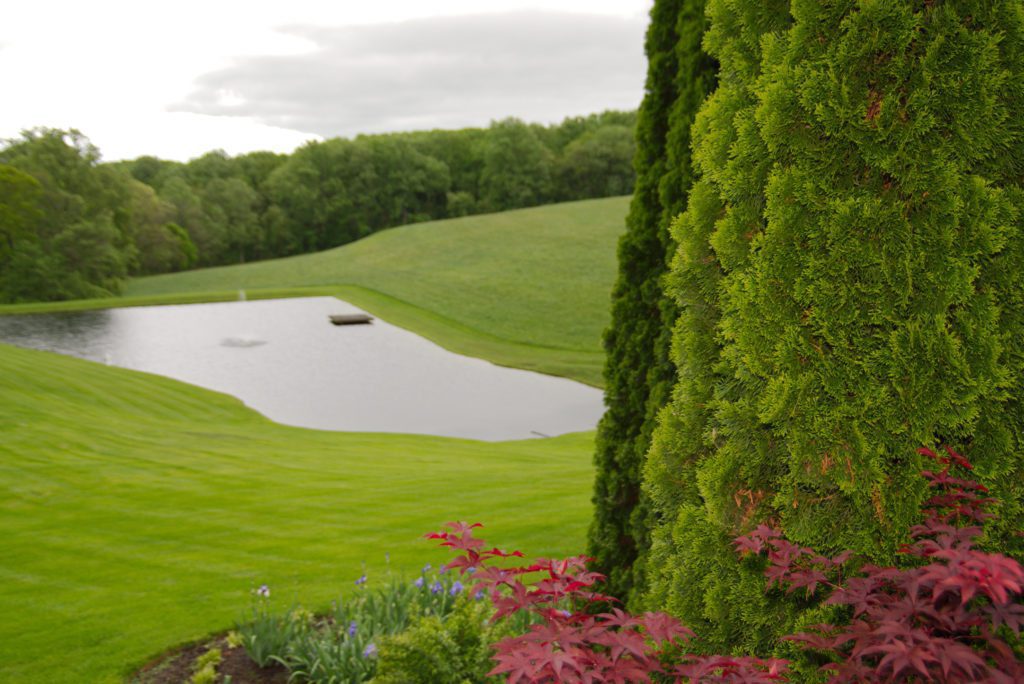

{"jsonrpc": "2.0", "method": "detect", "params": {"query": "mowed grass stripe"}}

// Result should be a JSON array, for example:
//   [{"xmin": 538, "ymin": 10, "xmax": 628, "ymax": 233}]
[{"xmin": 0, "ymin": 344, "xmax": 596, "ymax": 683}]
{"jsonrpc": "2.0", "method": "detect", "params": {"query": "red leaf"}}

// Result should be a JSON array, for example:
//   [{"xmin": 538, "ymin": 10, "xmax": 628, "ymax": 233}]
[
  {"xmin": 985, "ymin": 601, "xmax": 1024, "ymax": 636},
  {"xmin": 944, "ymin": 445, "xmax": 973, "ymax": 470},
  {"xmin": 734, "ymin": 533, "xmax": 765, "ymax": 556},
  {"xmin": 640, "ymin": 611, "xmax": 694, "ymax": 645}
]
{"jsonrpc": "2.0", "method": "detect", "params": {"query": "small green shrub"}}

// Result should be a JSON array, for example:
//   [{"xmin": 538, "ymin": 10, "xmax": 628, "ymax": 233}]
[
  {"xmin": 371, "ymin": 596, "xmax": 513, "ymax": 684},
  {"xmin": 189, "ymin": 647, "xmax": 222, "ymax": 684}
]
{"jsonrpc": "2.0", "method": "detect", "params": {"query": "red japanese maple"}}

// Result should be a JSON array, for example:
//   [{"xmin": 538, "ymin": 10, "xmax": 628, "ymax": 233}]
[
  {"xmin": 427, "ymin": 523, "xmax": 786, "ymax": 683},
  {"xmin": 735, "ymin": 446, "xmax": 1024, "ymax": 682},
  {"xmin": 429, "ymin": 446, "xmax": 1022, "ymax": 682}
]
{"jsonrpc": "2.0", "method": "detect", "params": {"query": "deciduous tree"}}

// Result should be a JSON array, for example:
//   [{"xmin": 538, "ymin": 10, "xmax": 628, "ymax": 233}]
[{"xmin": 479, "ymin": 118, "xmax": 554, "ymax": 211}]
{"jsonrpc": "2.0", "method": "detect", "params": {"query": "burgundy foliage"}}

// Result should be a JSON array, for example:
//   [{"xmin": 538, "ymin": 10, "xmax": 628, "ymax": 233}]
[
  {"xmin": 735, "ymin": 446, "xmax": 1024, "ymax": 683},
  {"xmin": 426, "ymin": 523, "xmax": 787, "ymax": 683},
  {"xmin": 429, "ymin": 447, "xmax": 1022, "ymax": 682}
]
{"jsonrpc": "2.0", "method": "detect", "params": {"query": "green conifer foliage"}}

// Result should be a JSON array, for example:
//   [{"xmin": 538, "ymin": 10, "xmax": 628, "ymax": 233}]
[
  {"xmin": 588, "ymin": 0, "xmax": 715, "ymax": 605},
  {"xmin": 644, "ymin": 0, "xmax": 1024, "ymax": 652}
]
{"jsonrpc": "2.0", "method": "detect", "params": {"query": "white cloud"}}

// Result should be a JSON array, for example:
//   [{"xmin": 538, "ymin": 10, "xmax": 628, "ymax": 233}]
[
  {"xmin": 0, "ymin": 1, "xmax": 650, "ymax": 160},
  {"xmin": 176, "ymin": 12, "xmax": 646, "ymax": 139}
]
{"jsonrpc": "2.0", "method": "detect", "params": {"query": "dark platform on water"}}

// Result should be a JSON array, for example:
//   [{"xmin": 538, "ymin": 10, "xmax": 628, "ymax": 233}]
[{"xmin": 329, "ymin": 313, "xmax": 374, "ymax": 326}]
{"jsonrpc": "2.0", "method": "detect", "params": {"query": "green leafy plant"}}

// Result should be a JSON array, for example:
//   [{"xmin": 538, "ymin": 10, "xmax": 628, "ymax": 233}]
[
  {"xmin": 237, "ymin": 586, "xmax": 311, "ymax": 668},
  {"xmin": 237, "ymin": 570, "xmax": 470, "ymax": 682},
  {"xmin": 372, "ymin": 595, "xmax": 527, "ymax": 684},
  {"xmin": 189, "ymin": 647, "xmax": 222, "ymax": 684}
]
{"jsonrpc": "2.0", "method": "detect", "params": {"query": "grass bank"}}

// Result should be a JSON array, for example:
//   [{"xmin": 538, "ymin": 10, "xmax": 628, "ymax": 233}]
[
  {"xmin": 126, "ymin": 197, "xmax": 626, "ymax": 346},
  {"xmin": 0, "ymin": 343, "xmax": 596, "ymax": 683},
  {"xmin": 0, "ymin": 197, "xmax": 626, "ymax": 385}
]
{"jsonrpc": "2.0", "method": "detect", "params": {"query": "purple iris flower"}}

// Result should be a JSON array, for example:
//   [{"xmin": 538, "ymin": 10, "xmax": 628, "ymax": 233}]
[
  {"xmin": 355, "ymin": 574, "xmax": 367, "ymax": 586},
  {"xmin": 430, "ymin": 580, "xmax": 443, "ymax": 594},
  {"xmin": 256, "ymin": 584, "xmax": 270, "ymax": 598},
  {"xmin": 348, "ymin": 620, "xmax": 357, "ymax": 637},
  {"xmin": 450, "ymin": 580, "xmax": 464, "ymax": 596},
  {"xmin": 362, "ymin": 643, "xmax": 377, "ymax": 658},
  {"xmin": 414, "ymin": 576, "xmax": 424, "ymax": 588},
  {"xmin": 474, "ymin": 589, "xmax": 485, "ymax": 601}
]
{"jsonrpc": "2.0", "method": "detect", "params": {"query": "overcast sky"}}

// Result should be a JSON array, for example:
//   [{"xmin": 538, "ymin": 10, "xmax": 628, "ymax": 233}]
[{"xmin": 0, "ymin": 1, "xmax": 651, "ymax": 162}]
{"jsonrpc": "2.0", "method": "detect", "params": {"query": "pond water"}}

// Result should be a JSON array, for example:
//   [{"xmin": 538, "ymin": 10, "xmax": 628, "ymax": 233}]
[{"xmin": 0, "ymin": 297, "xmax": 606, "ymax": 441}]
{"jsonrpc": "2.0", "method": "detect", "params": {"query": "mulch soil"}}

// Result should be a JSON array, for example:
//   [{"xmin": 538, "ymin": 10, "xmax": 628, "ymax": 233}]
[{"xmin": 132, "ymin": 635, "xmax": 289, "ymax": 684}]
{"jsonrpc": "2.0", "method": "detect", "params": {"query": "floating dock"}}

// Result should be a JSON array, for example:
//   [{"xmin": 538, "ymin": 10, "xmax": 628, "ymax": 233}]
[{"xmin": 329, "ymin": 313, "xmax": 374, "ymax": 326}]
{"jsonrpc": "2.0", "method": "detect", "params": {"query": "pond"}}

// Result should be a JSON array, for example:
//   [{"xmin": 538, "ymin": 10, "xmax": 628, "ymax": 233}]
[{"xmin": 0, "ymin": 296, "xmax": 606, "ymax": 441}]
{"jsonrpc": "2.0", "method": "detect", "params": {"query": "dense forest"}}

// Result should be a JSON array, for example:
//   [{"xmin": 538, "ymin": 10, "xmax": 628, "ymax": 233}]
[{"xmin": 0, "ymin": 111, "xmax": 636, "ymax": 303}]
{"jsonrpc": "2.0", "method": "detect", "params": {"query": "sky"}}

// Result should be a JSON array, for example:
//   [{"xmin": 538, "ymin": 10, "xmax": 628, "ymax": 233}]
[{"xmin": 0, "ymin": 0, "xmax": 651, "ymax": 162}]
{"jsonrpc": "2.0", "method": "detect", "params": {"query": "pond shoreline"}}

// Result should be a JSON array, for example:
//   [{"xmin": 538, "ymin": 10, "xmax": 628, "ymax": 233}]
[{"xmin": 0, "ymin": 296, "xmax": 605, "ymax": 441}]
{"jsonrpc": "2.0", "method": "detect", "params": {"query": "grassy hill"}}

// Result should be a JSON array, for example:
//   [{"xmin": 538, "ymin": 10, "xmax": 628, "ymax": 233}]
[
  {"xmin": 0, "ymin": 343, "xmax": 597, "ymax": 683},
  {"xmin": 115, "ymin": 196, "xmax": 629, "ymax": 386},
  {"xmin": 0, "ymin": 197, "xmax": 630, "ymax": 682}
]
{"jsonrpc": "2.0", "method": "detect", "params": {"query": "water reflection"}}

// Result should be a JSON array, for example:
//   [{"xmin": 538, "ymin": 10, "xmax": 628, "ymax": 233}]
[{"xmin": 0, "ymin": 297, "xmax": 605, "ymax": 441}]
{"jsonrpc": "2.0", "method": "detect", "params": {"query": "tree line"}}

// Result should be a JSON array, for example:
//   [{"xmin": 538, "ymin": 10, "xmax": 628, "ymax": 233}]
[{"xmin": 0, "ymin": 111, "xmax": 636, "ymax": 303}]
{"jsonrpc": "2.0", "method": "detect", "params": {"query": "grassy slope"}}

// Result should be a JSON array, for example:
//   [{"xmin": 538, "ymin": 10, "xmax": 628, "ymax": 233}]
[
  {"xmin": 0, "ymin": 343, "xmax": 596, "ymax": 683},
  {"xmin": 0, "ymin": 198, "xmax": 627, "ymax": 681},
  {"xmin": 115, "ymin": 197, "xmax": 629, "ymax": 386}
]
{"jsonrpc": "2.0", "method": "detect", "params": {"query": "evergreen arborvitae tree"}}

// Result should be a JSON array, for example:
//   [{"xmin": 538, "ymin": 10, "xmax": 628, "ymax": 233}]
[
  {"xmin": 588, "ymin": 0, "xmax": 715, "ymax": 605},
  {"xmin": 644, "ymin": 0, "xmax": 1024, "ymax": 655}
]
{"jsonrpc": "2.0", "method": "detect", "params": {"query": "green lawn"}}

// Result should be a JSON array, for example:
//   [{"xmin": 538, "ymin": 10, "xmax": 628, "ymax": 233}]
[
  {"xmin": 0, "ymin": 197, "xmax": 628, "ymax": 681},
  {"xmin": 0, "ymin": 343, "xmax": 597, "ymax": 683}
]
